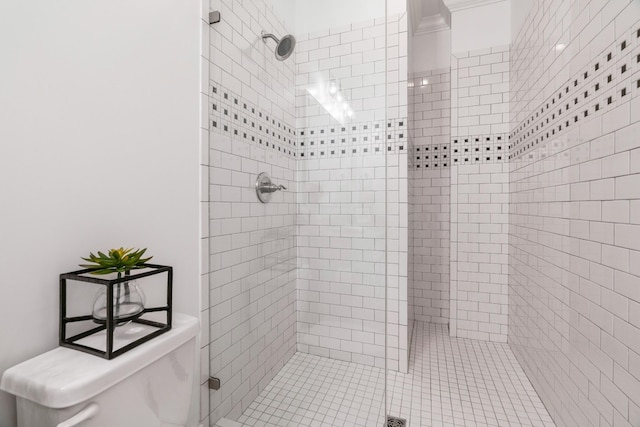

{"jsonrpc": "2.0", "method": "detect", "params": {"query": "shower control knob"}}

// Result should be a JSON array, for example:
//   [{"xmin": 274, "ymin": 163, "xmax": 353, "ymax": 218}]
[
  {"xmin": 255, "ymin": 172, "xmax": 286, "ymax": 203},
  {"xmin": 261, "ymin": 183, "xmax": 286, "ymax": 193}
]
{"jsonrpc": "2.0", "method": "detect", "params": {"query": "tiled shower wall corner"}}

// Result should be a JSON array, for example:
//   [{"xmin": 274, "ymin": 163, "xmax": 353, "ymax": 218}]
[
  {"xmin": 509, "ymin": 1, "xmax": 640, "ymax": 426},
  {"xmin": 450, "ymin": 47, "xmax": 510, "ymax": 342},
  {"xmin": 295, "ymin": 11, "xmax": 411, "ymax": 373},
  {"xmin": 409, "ymin": 69, "xmax": 452, "ymax": 325},
  {"xmin": 205, "ymin": 0, "xmax": 297, "ymax": 424}
]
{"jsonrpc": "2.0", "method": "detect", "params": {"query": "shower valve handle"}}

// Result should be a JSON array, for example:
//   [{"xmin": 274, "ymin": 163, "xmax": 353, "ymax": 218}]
[
  {"xmin": 260, "ymin": 183, "xmax": 286, "ymax": 193},
  {"xmin": 255, "ymin": 172, "xmax": 286, "ymax": 203}
]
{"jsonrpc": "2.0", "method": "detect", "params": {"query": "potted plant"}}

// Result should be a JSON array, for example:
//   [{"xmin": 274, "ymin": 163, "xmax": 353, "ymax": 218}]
[{"xmin": 80, "ymin": 247, "xmax": 152, "ymax": 324}]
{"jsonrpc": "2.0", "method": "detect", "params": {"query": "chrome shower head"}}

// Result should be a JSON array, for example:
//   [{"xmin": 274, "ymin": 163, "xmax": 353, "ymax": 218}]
[{"xmin": 261, "ymin": 30, "xmax": 296, "ymax": 61}]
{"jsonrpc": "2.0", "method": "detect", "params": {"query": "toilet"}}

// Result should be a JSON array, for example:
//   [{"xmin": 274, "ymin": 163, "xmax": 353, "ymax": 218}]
[{"xmin": 1, "ymin": 313, "xmax": 198, "ymax": 427}]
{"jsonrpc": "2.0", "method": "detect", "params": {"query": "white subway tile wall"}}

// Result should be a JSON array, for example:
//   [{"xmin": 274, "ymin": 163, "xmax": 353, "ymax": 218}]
[
  {"xmin": 510, "ymin": 1, "xmax": 640, "ymax": 426},
  {"xmin": 295, "ymin": 151, "xmax": 412, "ymax": 372},
  {"xmin": 295, "ymin": 154, "xmax": 388, "ymax": 369},
  {"xmin": 295, "ymin": 12, "xmax": 411, "ymax": 373},
  {"xmin": 206, "ymin": 0, "xmax": 297, "ymax": 424},
  {"xmin": 450, "ymin": 47, "xmax": 511, "ymax": 343},
  {"xmin": 295, "ymin": 20, "xmax": 386, "ymax": 127},
  {"xmin": 451, "ymin": 162, "xmax": 510, "ymax": 342},
  {"xmin": 409, "ymin": 69, "xmax": 452, "ymax": 325},
  {"xmin": 411, "ymin": 71, "xmax": 452, "ymax": 150},
  {"xmin": 452, "ymin": 46, "xmax": 510, "ymax": 138}
]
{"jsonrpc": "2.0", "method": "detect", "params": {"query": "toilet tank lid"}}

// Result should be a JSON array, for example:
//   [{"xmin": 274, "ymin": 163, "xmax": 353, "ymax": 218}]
[{"xmin": 0, "ymin": 313, "xmax": 198, "ymax": 409}]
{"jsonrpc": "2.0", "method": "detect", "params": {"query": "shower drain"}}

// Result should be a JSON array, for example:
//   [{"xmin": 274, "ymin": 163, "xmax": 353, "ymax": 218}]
[{"xmin": 387, "ymin": 416, "xmax": 407, "ymax": 427}]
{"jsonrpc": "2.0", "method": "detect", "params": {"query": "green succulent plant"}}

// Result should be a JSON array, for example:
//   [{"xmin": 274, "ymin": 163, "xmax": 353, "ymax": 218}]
[{"xmin": 80, "ymin": 247, "xmax": 152, "ymax": 275}]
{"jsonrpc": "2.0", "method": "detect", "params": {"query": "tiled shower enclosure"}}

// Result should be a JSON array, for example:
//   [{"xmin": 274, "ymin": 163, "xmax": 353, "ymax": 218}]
[{"xmin": 200, "ymin": 1, "xmax": 640, "ymax": 426}]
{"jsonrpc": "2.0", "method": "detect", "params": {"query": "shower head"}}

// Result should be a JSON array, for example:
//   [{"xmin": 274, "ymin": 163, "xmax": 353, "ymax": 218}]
[{"xmin": 261, "ymin": 30, "xmax": 296, "ymax": 61}]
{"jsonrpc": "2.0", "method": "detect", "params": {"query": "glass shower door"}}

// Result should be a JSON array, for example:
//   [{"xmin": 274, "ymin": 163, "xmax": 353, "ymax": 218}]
[
  {"xmin": 294, "ymin": 2, "xmax": 392, "ymax": 425},
  {"xmin": 204, "ymin": 1, "xmax": 396, "ymax": 425}
]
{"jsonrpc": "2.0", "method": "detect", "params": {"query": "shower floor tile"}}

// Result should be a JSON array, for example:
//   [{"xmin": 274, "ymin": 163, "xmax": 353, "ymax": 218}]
[
  {"xmin": 237, "ymin": 352, "xmax": 386, "ymax": 427},
  {"xmin": 235, "ymin": 322, "xmax": 555, "ymax": 427}
]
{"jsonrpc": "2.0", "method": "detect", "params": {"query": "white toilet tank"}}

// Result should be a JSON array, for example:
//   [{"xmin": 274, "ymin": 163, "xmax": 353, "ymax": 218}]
[{"xmin": 1, "ymin": 313, "xmax": 198, "ymax": 427}]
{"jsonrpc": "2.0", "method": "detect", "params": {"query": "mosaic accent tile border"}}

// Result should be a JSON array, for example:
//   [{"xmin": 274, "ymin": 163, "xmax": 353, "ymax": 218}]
[
  {"xmin": 209, "ymin": 82, "xmax": 410, "ymax": 160},
  {"xmin": 209, "ymin": 82, "xmax": 297, "ymax": 158},
  {"xmin": 509, "ymin": 21, "xmax": 640, "ymax": 160},
  {"xmin": 410, "ymin": 134, "xmax": 507, "ymax": 169},
  {"xmin": 412, "ymin": 142, "xmax": 450, "ymax": 169},
  {"xmin": 297, "ymin": 118, "xmax": 408, "ymax": 159},
  {"xmin": 451, "ymin": 134, "xmax": 508, "ymax": 165}
]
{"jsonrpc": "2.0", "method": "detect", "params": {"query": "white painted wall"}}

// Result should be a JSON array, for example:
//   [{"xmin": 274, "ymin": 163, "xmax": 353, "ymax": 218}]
[
  {"xmin": 451, "ymin": 0, "xmax": 511, "ymax": 52},
  {"xmin": 412, "ymin": 30, "xmax": 452, "ymax": 72},
  {"xmin": 293, "ymin": 0, "xmax": 405, "ymax": 34},
  {"xmin": 272, "ymin": 0, "xmax": 297, "ymax": 33},
  {"xmin": 0, "ymin": 1, "xmax": 201, "ymax": 426},
  {"xmin": 510, "ymin": 0, "xmax": 534, "ymax": 41}
]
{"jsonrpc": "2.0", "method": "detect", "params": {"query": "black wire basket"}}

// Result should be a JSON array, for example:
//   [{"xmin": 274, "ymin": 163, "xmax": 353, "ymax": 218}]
[{"xmin": 59, "ymin": 264, "xmax": 172, "ymax": 359}]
